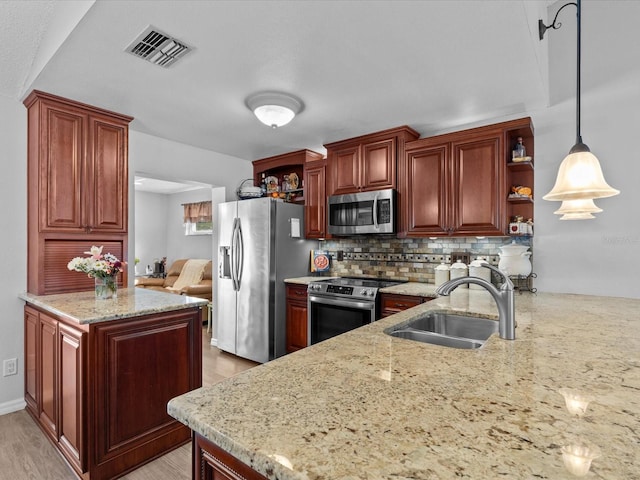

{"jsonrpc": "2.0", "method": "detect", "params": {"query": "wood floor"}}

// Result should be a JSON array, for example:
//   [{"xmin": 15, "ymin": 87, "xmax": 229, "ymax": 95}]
[{"xmin": 0, "ymin": 327, "xmax": 257, "ymax": 480}]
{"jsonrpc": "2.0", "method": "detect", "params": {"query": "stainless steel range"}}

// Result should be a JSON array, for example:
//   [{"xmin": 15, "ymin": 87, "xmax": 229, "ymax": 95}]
[{"xmin": 307, "ymin": 277, "xmax": 404, "ymax": 345}]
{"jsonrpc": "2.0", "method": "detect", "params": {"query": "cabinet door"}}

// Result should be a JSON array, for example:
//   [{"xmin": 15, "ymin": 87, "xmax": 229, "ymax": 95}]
[
  {"xmin": 330, "ymin": 145, "xmax": 360, "ymax": 195},
  {"xmin": 39, "ymin": 313, "xmax": 58, "ymax": 441},
  {"xmin": 361, "ymin": 138, "xmax": 395, "ymax": 191},
  {"xmin": 39, "ymin": 101, "xmax": 86, "ymax": 232},
  {"xmin": 286, "ymin": 285, "xmax": 308, "ymax": 352},
  {"xmin": 58, "ymin": 322, "xmax": 85, "ymax": 472},
  {"xmin": 304, "ymin": 163, "xmax": 326, "ymax": 239},
  {"xmin": 451, "ymin": 135, "xmax": 505, "ymax": 235},
  {"xmin": 88, "ymin": 116, "xmax": 128, "ymax": 233},
  {"xmin": 24, "ymin": 307, "xmax": 39, "ymax": 415},
  {"xmin": 404, "ymin": 144, "xmax": 450, "ymax": 235}
]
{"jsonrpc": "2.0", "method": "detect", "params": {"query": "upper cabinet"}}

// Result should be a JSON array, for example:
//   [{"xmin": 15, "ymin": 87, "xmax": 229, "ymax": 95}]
[
  {"xmin": 325, "ymin": 126, "xmax": 419, "ymax": 196},
  {"xmin": 24, "ymin": 90, "xmax": 133, "ymax": 295},
  {"xmin": 26, "ymin": 92, "xmax": 131, "ymax": 234},
  {"xmin": 399, "ymin": 118, "xmax": 533, "ymax": 237},
  {"xmin": 252, "ymin": 149, "xmax": 325, "ymax": 238},
  {"xmin": 303, "ymin": 159, "xmax": 327, "ymax": 239}
]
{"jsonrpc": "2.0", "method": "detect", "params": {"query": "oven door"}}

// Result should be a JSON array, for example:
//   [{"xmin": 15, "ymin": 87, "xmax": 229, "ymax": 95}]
[{"xmin": 308, "ymin": 294, "xmax": 376, "ymax": 345}]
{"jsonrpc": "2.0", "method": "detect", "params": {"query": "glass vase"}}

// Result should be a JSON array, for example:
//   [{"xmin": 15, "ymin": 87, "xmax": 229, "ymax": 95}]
[{"xmin": 95, "ymin": 276, "xmax": 117, "ymax": 300}]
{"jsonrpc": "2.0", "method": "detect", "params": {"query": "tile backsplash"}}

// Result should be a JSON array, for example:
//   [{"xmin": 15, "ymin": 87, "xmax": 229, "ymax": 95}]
[{"xmin": 319, "ymin": 236, "xmax": 532, "ymax": 283}]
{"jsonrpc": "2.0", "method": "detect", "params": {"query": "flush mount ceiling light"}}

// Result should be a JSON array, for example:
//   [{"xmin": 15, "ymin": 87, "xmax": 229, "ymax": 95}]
[
  {"xmin": 540, "ymin": 0, "xmax": 619, "ymax": 218},
  {"xmin": 245, "ymin": 92, "xmax": 303, "ymax": 129}
]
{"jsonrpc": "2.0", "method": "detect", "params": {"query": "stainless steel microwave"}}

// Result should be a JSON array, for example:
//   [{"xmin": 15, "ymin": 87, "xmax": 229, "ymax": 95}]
[{"xmin": 327, "ymin": 188, "xmax": 396, "ymax": 235}]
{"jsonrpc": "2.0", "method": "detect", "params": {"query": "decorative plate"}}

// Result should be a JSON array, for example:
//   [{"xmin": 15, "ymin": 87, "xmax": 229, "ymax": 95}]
[{"xmin": 288, "ymin": 172, "xmax": 299, "ymax": 190}]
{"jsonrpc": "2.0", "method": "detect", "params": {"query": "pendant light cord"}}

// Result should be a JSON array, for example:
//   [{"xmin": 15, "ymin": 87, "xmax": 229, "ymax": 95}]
[{"xmin": 576, "ymin": 0, "xmax": 582, "ymax": 145}]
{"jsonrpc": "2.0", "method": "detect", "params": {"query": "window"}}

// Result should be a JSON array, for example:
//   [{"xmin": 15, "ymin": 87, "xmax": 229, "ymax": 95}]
[{"xmin": 183, "ymin": 201, "xmax": 213, "ymax": 235}]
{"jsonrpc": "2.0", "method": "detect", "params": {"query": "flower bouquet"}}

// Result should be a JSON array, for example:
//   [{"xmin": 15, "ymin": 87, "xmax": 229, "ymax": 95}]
[{"xmin": 68, "ymin": 246, "xmax": 126, "ymax": 299}]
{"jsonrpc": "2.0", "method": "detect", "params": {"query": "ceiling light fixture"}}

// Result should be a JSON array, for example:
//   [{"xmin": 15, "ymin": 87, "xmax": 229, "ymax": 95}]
[
  {"xmin": 540, "ymin": 0, "xmax": 619, "ymax": 218},
  {"xmin": 245, "ymin": 92, "xmax": 303, "ymax": 129}
]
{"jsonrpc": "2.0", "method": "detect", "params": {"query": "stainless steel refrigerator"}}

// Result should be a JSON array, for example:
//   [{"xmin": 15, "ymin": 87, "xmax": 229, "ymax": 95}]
[{"xmin": 216, "ymin": 197, "xmax": 317, "ymax": 363}]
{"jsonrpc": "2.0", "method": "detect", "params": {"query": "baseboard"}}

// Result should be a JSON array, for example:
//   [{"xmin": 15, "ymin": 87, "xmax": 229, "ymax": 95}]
[
  {"xmin": 210, "ymin": 336, "xmax": 218, "ymax": 347},
  {"xmin": 0, "ymin": 398, "xmax": 26, "ymax": 416}
]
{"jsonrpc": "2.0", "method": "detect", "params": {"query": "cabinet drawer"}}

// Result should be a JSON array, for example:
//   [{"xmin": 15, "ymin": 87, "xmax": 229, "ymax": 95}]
[
  {"xmin": 380, "ymin": 293, "xmax": 428, "ymax": 317},
  {"xmin": 286, "ymin": 284, "xmax": 308, "ymax": 300}
]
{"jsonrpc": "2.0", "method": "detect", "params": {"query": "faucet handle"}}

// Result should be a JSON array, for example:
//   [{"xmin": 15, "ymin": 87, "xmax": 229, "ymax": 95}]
[{"xmin": 479, "ymin": 261, "xmax": 514, "ymax": 290}]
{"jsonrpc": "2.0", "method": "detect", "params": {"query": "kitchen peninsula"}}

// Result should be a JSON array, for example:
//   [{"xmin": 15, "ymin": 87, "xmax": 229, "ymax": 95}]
[
  {"xmin": 169, "ymin": 288, "xmax": 639, "ymax": 479},
  {"xmin": 20, "ymin": 287, "xmax": 205, "ymax": 480}
]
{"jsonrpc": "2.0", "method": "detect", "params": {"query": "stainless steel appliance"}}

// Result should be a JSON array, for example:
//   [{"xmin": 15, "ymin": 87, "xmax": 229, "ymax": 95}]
[
  {"xmin": 217, "ymin": 197, "xmax": 317, "ymax": 363},
  {"xmin": 327, "ymin": 188, "xmax": 396, "ymax": 235},
  {"xmin": 307, "ymin": 277, "xmax": 404, "ymax": 345}
]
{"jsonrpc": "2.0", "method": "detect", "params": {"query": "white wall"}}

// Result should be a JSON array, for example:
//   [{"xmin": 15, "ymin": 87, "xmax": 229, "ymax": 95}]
[
  {"xmin": 128, "ymin": 130, "xmax": 252, "ymax": 284},
  {"xmin": 134, "ymin": 190, "xmax": 169, "ymax": 272},
  {"xmin": 532, "ymin": 1, "xmax": 640, "ymax": 298},
  {"xmin": 0, "ymin": 95, "xmax": 27, "ymax": 413}
]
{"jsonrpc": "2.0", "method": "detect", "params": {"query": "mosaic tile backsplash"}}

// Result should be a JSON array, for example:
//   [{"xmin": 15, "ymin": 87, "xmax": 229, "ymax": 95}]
[{"xmin": 319, "ymin": 236, "xmax": 532, "ymax": 283}]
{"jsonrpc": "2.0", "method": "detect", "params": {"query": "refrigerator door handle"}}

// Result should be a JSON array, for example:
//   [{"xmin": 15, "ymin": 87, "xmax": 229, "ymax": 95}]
[
  {"xmin": 236, "ymin": 218, "xmax": 244, "ymax": 289},
  {"xmin": 231, "ymin": 217, "xmax": 239, "ymax": 291}
]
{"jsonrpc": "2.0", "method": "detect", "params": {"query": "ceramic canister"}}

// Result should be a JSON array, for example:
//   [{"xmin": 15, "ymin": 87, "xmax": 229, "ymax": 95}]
[
  {"xmin": 449, "ymin": 260, "xmax": 469, "ymax": 288},
  {"xmin": 434, "ymin": 262, "xmax": 450, "ymax": 287},
  {"xmin": 498, "ymin": 241, "xmax": 532, "ymax": 277},
  {"xmin": 469, "ymin": 258, "xmax": 492, "ymax": 290}
]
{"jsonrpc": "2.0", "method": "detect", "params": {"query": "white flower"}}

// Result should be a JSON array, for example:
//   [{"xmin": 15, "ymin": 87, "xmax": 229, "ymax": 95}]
[{"xmin": 84, "ymin": 245, "xmax": 103, "ymax": 260}]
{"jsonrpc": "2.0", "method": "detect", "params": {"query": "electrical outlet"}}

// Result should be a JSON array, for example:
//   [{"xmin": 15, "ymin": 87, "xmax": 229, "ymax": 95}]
[{"xmin": 3, "ymin": 358, "xmax": 17, "ymax": 376}]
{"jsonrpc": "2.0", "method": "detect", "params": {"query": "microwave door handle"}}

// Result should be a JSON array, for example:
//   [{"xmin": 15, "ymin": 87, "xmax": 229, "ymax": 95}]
[{"xmin": 373, "ymin": 193, "xmax": 379, "ymax": 230}]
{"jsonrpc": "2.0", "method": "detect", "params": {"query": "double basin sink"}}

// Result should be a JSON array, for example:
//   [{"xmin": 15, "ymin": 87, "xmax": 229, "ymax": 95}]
[{"xmin": 385, "ymin": 311, "xmax": 498, "ymax": 349}]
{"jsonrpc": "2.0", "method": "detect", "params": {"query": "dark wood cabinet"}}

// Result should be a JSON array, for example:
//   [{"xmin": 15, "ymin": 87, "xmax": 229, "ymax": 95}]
[
  {"xmin": 285, "ymin": 284, "xmax": 308, "ymax": 353},
  {"xmin": 400, "ymin": 118, "xmax": 533, "ymax": 237},
  {"xmin": 380, "ymin": 293, "xmax": 428, "ymax": 318},
  {"xmin": 24, "ymin": 90, "xmax": 132, "ymax": 295},
  {"xmin": 24, "ymin": 304, "xmax": 202, "ymax": 480},
  {"xmin": 24, "ymin": 307, "xmax": 85, "ymax": 471},
  {"xmin": 194, "ymin": 433, "xmax": 268, "ymax": 480},
  {"xmin": 252, "ymin": 150, "xmax": 325, "ymax": 237},
  {"xmin": 303, "ymin": 160, "xmax": 327, "ymax": 239},
  {"xmin": 325, "ymin": 126, "xmax": 419, "ymax": 196}
]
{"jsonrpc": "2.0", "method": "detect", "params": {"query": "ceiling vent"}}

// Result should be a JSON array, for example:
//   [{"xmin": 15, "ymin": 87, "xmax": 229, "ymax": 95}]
[{"xmin": 125, "ymin": 26, "xmax": 191, "ymax": 67}]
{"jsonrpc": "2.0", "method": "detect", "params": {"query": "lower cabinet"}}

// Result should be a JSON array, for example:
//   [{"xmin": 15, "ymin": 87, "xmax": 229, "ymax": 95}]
[
  {"xmin": 285, "ymin": 284, "xmax": 308, "ymax": 353},
  {"xmin": 24, "ymin": 304, "xmax": 202, "ymax": 480},
  {"xmin": 380, "ymin": 293, "xmax": 430, "ymax": 318},
  {"xmin": 24, "ymin": 306, "xmax": 85, "ymax": 470},
  {"xmin": 194, "ymin": 433, "xmax": 268, "ymax": 480}
]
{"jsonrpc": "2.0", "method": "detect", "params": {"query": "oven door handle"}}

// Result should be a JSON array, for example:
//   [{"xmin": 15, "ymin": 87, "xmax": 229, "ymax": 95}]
[{"xmin": 308, "ymin": 294, "xmax": 375, "ymax": 311}]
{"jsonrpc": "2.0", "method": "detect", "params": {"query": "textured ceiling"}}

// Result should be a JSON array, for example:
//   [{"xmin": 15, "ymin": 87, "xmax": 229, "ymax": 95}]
[{"xmin": 0, "ymin": 1, "xmax": 54, "ymax": 99}]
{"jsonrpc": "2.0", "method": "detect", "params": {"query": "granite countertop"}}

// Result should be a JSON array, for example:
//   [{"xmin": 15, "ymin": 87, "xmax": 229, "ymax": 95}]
[
  {"xmin": 169, "ymin": 290, "xmax": 640, "ymax": 479},
  {"xmin": 20, "ymin": 287, "xmax": 208, "ymax": 325}
]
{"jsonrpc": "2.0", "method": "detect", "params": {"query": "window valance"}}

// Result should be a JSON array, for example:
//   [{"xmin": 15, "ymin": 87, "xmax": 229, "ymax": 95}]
[{"xmin": 183, "ymin": 201, "xmax": 212, "ymax": 224}]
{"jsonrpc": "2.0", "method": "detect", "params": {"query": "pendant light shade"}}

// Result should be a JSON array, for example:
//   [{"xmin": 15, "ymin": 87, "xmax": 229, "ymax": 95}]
[
  {"xmin": 559, "ymin": 212, "xmax": 596, "ymax": 220},
  {"xmin": 553, "ymin": 198, "xmax": 602, "ymax": 215},
  {"xmin": 539, "ymin": 0, "xmax": 619, "ymax": 218},
  {"xmin": 245, "ymin": 92, "xmax": 303, "ymax": 129},
  {"xmin": 543, "ymin": 143, "xmax": 620, "ymax": 201}
]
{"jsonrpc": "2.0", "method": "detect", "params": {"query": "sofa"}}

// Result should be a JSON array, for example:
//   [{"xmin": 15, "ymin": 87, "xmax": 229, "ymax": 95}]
[{"xmin": 135, "ymin": 259, "xmax": 213, "ymax": 301}]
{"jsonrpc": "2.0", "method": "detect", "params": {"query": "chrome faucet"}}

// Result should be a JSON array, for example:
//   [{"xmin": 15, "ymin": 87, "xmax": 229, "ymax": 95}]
[{"xmin": 435, "ymin": 262, "xmax": 516, "ymax": 340}]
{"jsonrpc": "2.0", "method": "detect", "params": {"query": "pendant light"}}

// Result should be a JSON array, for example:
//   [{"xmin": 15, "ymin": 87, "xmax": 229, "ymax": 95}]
[
  {"xmin": 540, "ymin": 0, "xmax": 619, "ymax": 215},
  {"xmin": 554, "ymin": 198, "xmax": 602, "ymax": 220},
  {"xmin": 245, "ymin": 92, "xmax": 303, "ymax": 129}
]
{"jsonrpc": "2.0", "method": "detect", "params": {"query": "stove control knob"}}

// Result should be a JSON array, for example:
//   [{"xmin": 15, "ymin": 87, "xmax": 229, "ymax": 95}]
[{"xmin": 369, "ymin": 290, "xmax": 376, "ymax": 297}]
